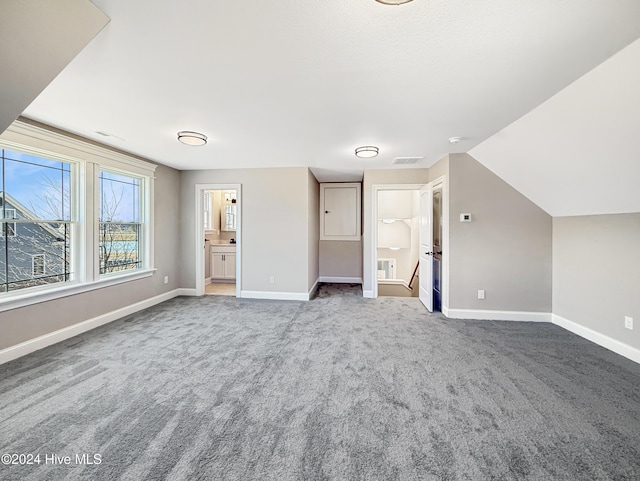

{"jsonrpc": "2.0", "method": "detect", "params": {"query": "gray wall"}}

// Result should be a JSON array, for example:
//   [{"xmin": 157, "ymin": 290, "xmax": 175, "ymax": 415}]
[
  {"xmin": 447, "ymin": 154, "xmax": 552, "ymax": 312},
  {"xmin": 553, "ymin": 213, "xmax": 640, "ymax": 350},
  {"xmin": 179, "ymin": 167, "xmax": 314, "ymax": 295},
  {"xmin": 308, "ymin": 171, "xmax": 320, "ymax": 290},
  {"xmin": 0, "ymin": 163, "xmax": 181, "ymax": 350},
  {"xmin": 319, "ymin": 241, "xmax": 362, "ymax": 279}
]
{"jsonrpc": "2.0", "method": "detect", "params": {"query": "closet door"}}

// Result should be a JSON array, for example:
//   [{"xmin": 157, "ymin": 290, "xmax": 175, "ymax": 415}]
[{"xmin": 320, "ymin": 183, "xmax": 361, "ymax": 241}]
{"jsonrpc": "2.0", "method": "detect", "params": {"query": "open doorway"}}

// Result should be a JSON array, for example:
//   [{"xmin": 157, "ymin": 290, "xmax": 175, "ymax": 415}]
[
  {"xmin": 195, "ymin": 184, "xmax": 242, "ymax": 297},
  {"xmin": 204, "ymin": 189, "xmax": 238, "ymax": 296},
  {"xmin": 371, "ymin": 184, "xmax": 423, "ymax": 298}
]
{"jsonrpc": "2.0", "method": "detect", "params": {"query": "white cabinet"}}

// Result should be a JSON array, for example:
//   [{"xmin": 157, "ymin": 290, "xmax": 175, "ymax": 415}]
[
  {"xmin": 210, "ymin": 246, "xmax": 236, "ymax": 279},
  {"xmin": 320, "ymin": 183, "xmax": 361, "ymax": 241}
]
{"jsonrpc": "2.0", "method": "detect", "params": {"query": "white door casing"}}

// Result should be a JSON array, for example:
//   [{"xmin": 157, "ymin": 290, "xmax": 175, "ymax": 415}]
[{"xmin": 419, "ymin": 185, "xmax": 433, "ymax": 311}]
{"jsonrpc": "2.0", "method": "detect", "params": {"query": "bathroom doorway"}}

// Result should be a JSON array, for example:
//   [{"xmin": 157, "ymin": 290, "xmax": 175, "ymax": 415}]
[{"xmin": 195, "ymin": 183, "xmax": 242, "ymax": 297}]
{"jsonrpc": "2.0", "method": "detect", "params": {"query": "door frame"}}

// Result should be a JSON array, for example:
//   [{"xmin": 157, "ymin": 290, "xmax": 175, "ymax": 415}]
[
  {"xmin": 194, "ymin": 183, "xmax": 242, "ymax": 297},
  {"xmin": 428, "ymin": 175, "xmax": 449, "ymax": 313},
  {"xmin": 370, "ymin": 184, "xmax": 424, "ymax": 299}
]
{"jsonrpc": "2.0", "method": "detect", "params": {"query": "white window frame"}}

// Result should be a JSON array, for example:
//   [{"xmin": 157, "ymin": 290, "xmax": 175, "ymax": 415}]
[
  {"xmin": 97, "ymin": 167, "xmax": 150, "ymax": 278},
  {"xmin": 0, "ymin": 120, "xmax": 157, "ymax": 312},
  {"xmin": 1, "ymin": 208, "xmax": 16, "ymax": 237},
  {"xmin": 32, "ymin": 254, "xmax": 46, "ymax": 277}
]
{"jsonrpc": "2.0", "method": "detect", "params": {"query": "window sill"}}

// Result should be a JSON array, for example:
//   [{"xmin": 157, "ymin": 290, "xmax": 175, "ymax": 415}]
[{"xmin": 0, "ymin": 269, "xmax": 156, "ymax": 313}]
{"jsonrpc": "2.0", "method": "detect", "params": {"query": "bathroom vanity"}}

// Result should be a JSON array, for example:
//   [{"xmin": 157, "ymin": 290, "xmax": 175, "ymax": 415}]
[{"xmin": 210, "ymin": 244, "xmax": 236, "ymax": 280}]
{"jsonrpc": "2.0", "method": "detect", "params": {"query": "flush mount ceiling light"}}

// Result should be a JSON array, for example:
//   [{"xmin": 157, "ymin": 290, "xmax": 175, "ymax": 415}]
[
  {"xmin": 375, "ymin": 0, "xmax": 414, "ymax": 4},
  {"xmin": 448, "ymin": 136, "xmax": 462, "ymax": 144},
  {"xmin": 355, "ymin": 146, "xmax": 379, "ymax": 158},
  {"xmin": 177, "ymin": 131, "xmax": 207, "ymax": 146}
]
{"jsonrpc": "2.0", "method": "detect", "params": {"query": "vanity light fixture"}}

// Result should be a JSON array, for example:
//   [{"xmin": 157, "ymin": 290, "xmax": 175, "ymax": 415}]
[
  {"xmin": 355, "ymin": 146, "xmax": 379, "ymax": 158},
  {"xmin": 389, "ymin": 247, "xmax": 401, "ymax": 250},
  {"xmin": 375, "ymin": 0, "xmax": 414, "ymax": 4},
  {"xmin": 177, "ymin": 131, "xmax": 207, "ymax": 146}
]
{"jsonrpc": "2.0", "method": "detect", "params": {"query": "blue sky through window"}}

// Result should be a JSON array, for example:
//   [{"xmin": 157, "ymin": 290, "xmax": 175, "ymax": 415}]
[{"xmin": 1, "ymin": 149, "xmax": 70, "ymax": 221}]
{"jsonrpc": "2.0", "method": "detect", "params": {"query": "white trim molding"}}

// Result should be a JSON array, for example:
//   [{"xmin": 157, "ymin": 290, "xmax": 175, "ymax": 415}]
[
  {"xmin": 176, "ymin": 288, "xmax": 198, "ymax": 297},
  {"xmin": 552, "ymin": 314, "xmax": 640, "ymax": 365},
  {"xmin": 0, "ymin": 289, "xmax": 180, "ymax": 365},
  {"xmin": 363, "ymin": 290, "xmax": 375, "ymax": 299},
  {"xmin": 241, "ymin": 290, "xmax": 310, "ymax": 301},
  {"xmin": 443, "ymin": 307, "xmax": 552, "ymax": 323},
  {"xmin": 309, "ymin": 279, "xmax": 319, "ymax": 299},
  {"xmin": 318, "ymin": 276, "xmax": 363, "ymax": 284}
]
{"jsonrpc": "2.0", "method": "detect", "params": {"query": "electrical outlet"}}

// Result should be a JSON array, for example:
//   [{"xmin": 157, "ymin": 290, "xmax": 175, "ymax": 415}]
[
  {"xmin": 460, "ymin": 213, "xmax": 472, "ymax": 223},
  {"xmin": 269, "ymin": 276, "xmax": 275, "ymax": 284},
  {"xmin": 625, "ymin": 316, "xmax": 633, "ymax": 330},
  {"xmin": 164, "ymin": 276, "xmax": 169, "ymax": 284},
  {"xmin": 478, "ymin": 289, "xmax": 485, "ymax": 300}
]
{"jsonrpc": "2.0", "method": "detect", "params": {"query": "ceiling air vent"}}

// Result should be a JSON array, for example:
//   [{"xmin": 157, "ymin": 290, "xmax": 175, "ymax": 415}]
[{"xmin": 392, "ymin": 157, "xmax": 423, "ymax": 165}]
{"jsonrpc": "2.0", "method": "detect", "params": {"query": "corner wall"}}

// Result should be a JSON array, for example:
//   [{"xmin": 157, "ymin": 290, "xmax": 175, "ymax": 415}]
[
  {"xmin": 308, "ymin": 170, "xmax": 320, "ymax": 291},
  {"xmin": 553, "ymin": 213, "xmax": 640, "ymax": 358},
  {"xmin": 446, "ymin": 154, "xmax": 552, "ymax": 315}
]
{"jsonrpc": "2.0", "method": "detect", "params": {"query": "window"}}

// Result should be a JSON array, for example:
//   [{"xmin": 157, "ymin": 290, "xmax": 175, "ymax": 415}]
[
  {"xmin": 99, "ymin": 170, "xmax": 143, "ymax": 275},
  {"xmin": 32, "ymin": 254, "xmax": 45, "ymax": 277},
  {"xmin": 0, "ymin": 149, "xmax": 72, "ymax": 293},
  {"xmin": 0, "ymin": 119, "xmax": 156, "ymax": 310},
  {"xmin": 2, "ymin": 208, "xmax": 16, "ymax": 237}
]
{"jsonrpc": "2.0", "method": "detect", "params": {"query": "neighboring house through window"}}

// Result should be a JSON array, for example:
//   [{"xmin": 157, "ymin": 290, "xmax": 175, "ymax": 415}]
[{"xmin": 0, "ymin": 149, "xmax": 71, "ymax": 292}]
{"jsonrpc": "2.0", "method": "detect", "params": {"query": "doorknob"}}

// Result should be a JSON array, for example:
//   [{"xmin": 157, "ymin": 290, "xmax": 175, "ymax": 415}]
[
  {"xmin": 325, "ymin": 210, "xmax": 330, "ymax": 214},
  {"xmin": 425, "ymin": 251, "xmax": 434, "ymax": 256}
]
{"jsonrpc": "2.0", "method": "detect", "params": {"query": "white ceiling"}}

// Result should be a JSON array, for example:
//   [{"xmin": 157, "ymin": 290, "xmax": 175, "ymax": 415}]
[
  {"xmin": 470, "ymin": 38, "xmax": 640, "ymax": 217},
  {"xmin": 19, "ymin": 0, "xmax": 640, "ymax": 184}
]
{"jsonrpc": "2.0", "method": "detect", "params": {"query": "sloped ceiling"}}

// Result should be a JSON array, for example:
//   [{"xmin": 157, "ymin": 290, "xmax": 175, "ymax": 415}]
[
  {"xmin": 17, "ymin": 0, "xmax": 640, "ymax": 183},
  {"xmin": 470, "ymin": 38, "xmax": 640, "ymax": 217},
  {"xmin": 0, "ymin": 0, "xmax": 109, "ymax": 135}
]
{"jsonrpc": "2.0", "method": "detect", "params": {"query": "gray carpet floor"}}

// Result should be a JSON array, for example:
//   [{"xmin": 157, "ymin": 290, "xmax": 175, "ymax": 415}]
[{"xmin": 1, "ymin": 285, "xmax": 639, "ymax": 480}]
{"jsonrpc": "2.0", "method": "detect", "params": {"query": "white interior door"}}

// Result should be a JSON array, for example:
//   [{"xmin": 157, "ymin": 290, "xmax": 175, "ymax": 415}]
[{"xmin": 419, "ymin": 185, "xmax": 433, "ymax": 311}]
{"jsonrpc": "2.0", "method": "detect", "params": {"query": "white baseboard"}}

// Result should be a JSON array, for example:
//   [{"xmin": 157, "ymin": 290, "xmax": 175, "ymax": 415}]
[
  {"xmin": 319, "ymin": 276, "xmax": 363, "ymax": 284},
  {"xmin": 0, "ymin": 289, "xmax": 181, "ymax": 365},
  {"xmin": 241, "ymin": 290, "xmax": 310, "ymax": 301},
  {"xmin": 205, "ymin": 278, "xmax": 212, "ymax": 286},
  {"xmin": 308, "ymin": 279, "xmax": 319, "ymax": 300},
  {"xmin": 552, "ymin": 314, "xmax": 640, "ymax": 365},
  {"xmin": 443, "ymin": 308, "xmax": 552, "ymax": 323},
  {"xmin": 362, "ymin": 290, "xmax": 375, "ymax": 299},
  {"xmin": 177, "ymin": 288, "xmax": 198, "ymax": 296}
]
